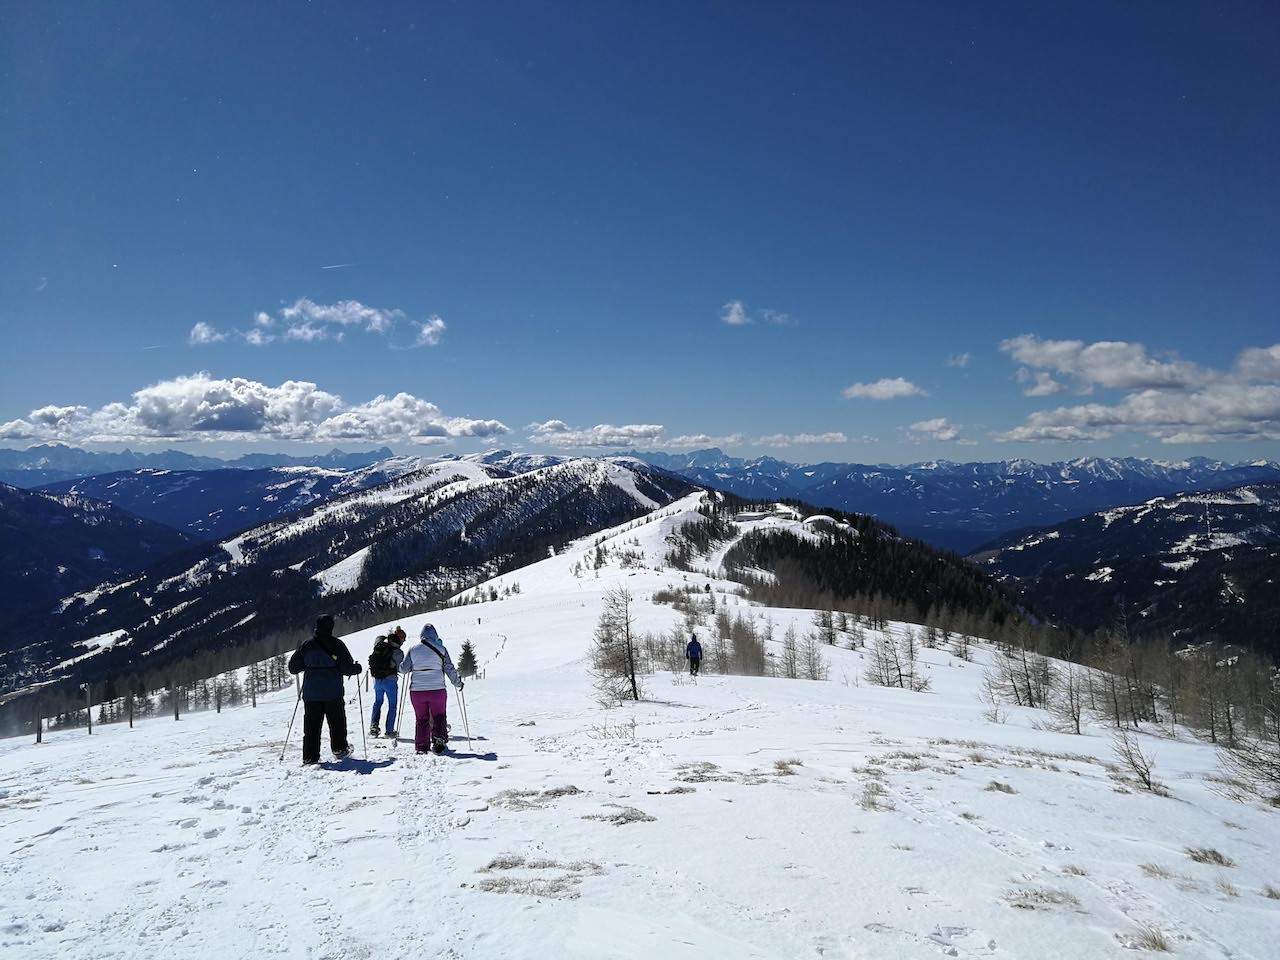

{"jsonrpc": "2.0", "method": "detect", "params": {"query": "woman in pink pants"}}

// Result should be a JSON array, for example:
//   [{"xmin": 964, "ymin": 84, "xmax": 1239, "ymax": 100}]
[{"xmin": 399, "ymin": 623, "xmax": 464, "ymax": 754}]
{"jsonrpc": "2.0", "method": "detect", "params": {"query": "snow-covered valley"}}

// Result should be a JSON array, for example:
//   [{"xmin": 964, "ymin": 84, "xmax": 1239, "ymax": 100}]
[{"xmin": 3, "ymin": 499, "xmax": 1277, "ymax": 959}]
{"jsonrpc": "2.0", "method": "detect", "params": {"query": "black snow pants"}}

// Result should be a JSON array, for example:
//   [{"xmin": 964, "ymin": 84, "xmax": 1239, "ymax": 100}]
[
  {"xmin": 302, "ymin": 698, "xmax": 349, "ymax": 764},
  {"xmin": 689, "ymin": 658, "xmax": 701, "ymax": 676}
]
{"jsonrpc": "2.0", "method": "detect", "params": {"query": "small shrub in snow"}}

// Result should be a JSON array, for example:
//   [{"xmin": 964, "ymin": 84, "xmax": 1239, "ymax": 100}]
[
  {"xmin": 773, "ymin": 758, "xmax": 804, "ymax": 776},
  {"xmin": 1111, "ymin": 729, "xmax": 1165, "ymax": 794},
  {"xmin": 1061, "ymin": 864, "xmax": 1089, "ymax": 877},
  {"xmin": 1216, "ymin": 876, "xmax": 1240, "ymax": 897},
  {"xmin": 1139, "ymin": 863, "xmax": 1175, "ymax": 880},
  {"xmin": 490, "ymin": 785, "xmax": 582, "ymax": 811},
  {"xmin": 1126, "ymin": 923, "xmax": 1172, "ymax": 953},
  {"xmin": 674, "ymin": 761, "xmax": 732, "ymax": 784},
  {"xmin": 859, "ymin": 781, "xmax": 893, "ymax": 812},
  {"xmin": 1261, "ymin": 884, "xmax": 1280, "ymax": 900},
  {"xmin": 985, "ymin": 780, "xmax": 1017, "ymax": 794},
  {"xmin": 1185, "ymin": 847, "xmax": 1234, "ymax": 867},
  {"xmin": 583, "ymin": 805, "xmax": 655, "ymax": 826},
  {"xmin": 982, "ymin": 704, "xmax": 1007, "ymax": 724},
  {"xmin": 1003, "ymin": 886, "xmax": 1081, "ymax": 910},
  {"xmin": 1217, "ymin": 728, "xmax": 1280, "ymax": 809}
]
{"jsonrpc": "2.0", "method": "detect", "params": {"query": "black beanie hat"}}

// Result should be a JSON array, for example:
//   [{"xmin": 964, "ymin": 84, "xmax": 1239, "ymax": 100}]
[{"xmin": 316, "ymin": 614, "xmax": 335, "ymax": 634}]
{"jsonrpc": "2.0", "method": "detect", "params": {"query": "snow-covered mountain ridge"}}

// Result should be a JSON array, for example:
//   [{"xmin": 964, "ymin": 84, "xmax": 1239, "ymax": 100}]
[
  {"xmin": 0, "ymin": 482, "xmax": 194, "ymax": 618},
  {"xmin": 2, "ymin": 493, "xmax": 1275, "ymax": 959},
  {"xmin": 38, "ymin": 459, "xmax": 430, "ymax": 540},
  {"xmin": 1, "ymin": 458, "xmax": 694, "ymax": 701},
  {"xmin": 972, "ymin": 481, "xmax": 1280, "ymax": 651}
]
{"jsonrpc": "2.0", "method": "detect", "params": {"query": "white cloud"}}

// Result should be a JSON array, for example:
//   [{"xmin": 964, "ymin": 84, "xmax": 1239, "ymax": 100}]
[
  {"xmin": 1237, "ymin": 344, "xmax": 1280, "ymax": 382},
  {"xmin": 188, "ymin": 322, "xmax": 227, "ymax": 345},
  {"xmin": 1016, "ymin": 367, "xmax": 1066, "ymax": 397},
  {"xmin": 720, "ymin": 300, "xmax": 750, "ymax": 326},
  {"xmin": 665, "ymin": 433, "xmax": 746, "ymax": 449},
  {"xmin": 908, "ymin": 417, "xmax": 962, "ymax": 442},
  {"xmin": 999, "ymin": 342, "xmax": 1280, "ymax": 443},
  {"xmin": 719, "ymin": 299, "xmax": 794, "ymax": 326},
  {"xmin": 282, "ymin": 321, "xmax": 334, "ymax": 343},
  {"xmin": 1, "ymin": 373, "xmax": 508, "ymax": 445},
  {"xmin": 527, "ymin": 420, "xmax": 665, "ymax": 448},
  {"xmin": 413, "ymin": 315, "xmax": 447, "ymax": 348},
  {"xmin": 755, "ymin": 432, "xmax": 849, "ymax": 447},
  {"xmin": 280, "ymin": 297, "xmax": 403, "ymax": 334},
  {"xmin": 842, "ymin": 377, "xmax": 927, "ymax": 400},
  {"xmin": 946, "ymin": 353, "xmax": 971, "ymax": 368},
  {"xmin": 188, "ymin": 299, "xmax": 444, "ymax": 349},
  {"xmin": 1000, "ymin": 334, "xmax": 1205, "ymax": 391}
]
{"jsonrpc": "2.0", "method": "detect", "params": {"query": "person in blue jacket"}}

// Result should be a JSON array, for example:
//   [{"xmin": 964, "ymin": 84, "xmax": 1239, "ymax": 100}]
[
  {"xmin": 686, "ymin": 634, "xmax": 703, "ymax": 676},
  {"xmin": 288, "ymin": 614, "xmax": 362, "ymax": 765}
]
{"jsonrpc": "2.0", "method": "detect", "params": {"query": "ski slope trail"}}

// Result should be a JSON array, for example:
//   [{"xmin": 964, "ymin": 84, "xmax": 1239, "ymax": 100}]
[{"xmin": 3, "ymin": 497, "xmax": 1278, "ymax": 958}]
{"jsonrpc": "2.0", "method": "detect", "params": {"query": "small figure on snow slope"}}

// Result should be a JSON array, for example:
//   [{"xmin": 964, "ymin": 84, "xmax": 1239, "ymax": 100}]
[
  {"xmin": 399, "ymin": 624, "xmax": 463, "ymax": 755},
  {"xmin": 686, "ymin": 634, "xmax": 703, "ymax": 677},
  {"xmin": 288, "ymin": 615, "xmax": 362, "ymax": 765},
  {"xmin": 368, "ymin": 626, "xmax": 406, "ymax": 738}
]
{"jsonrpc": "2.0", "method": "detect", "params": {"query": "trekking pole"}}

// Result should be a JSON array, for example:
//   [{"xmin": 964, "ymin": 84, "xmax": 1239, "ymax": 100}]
[
  {"xmin": 393, "ymin": 679, "xmax": 408, "ymax": 751},
  {"xmin": 458, "ymin": 686, "xmax": 474, "ymax": 753},
  {"xmin": 278, "ymin": 686, "xmax": 301, "ymax": 762},
  {"xmin": 354, "ymin": 675, "xmax": 368, "ymax": 760}
]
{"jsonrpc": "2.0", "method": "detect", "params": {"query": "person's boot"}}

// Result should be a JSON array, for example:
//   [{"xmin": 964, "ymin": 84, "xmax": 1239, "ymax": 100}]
[
  {"xmin": 384, "ymin": 728, "xmax": 398, "ymax": 738},
  {"xmin": 369, "ymin": 724, "xmax": 380, "ymax": 738},
  {"xmin": 333, "ymin": 746, "xmax": 352, "ymax": 761}
]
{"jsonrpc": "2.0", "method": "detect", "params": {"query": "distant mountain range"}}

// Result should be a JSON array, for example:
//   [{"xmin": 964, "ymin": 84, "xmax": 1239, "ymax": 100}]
[
  {"xmin": 40, "ymin": 458, "xmax": 431, "ymax": 540},
  {"xmin": 972, "ymin": 481, "xmax": 1280, "ymax": 655},
  {"xmin": 0, "ymin": 483, "xmax": 195, "ymax": 618},
  {"xmin": 621, "ymin": 449, "xmax": 1280, "ymax": 551},
  {"xmin": 0, "ymin": 443, "xmax": 396, "ymax": 487}
]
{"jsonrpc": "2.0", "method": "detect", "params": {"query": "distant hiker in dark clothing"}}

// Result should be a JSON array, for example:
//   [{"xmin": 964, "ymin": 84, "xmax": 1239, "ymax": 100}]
[
  {"xmin": 288, "ymin": 615, "xmax": 362, "ymax": 765},
  {"xmin": 399, "ymin": 623, "xmax": 463, "ymax": 754},
  {"xmin": 368, "ymin": 626, "xmax": 406, "ymax": 737},
  {"xmin": 686, "ymin": 635, "xmax": 703, "ymax": 676}
]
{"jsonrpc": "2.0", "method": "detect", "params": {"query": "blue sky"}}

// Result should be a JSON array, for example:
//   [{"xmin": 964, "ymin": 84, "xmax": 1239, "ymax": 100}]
[{"xmin": 2, "ymin": 1, "xmax": 1277, "ymax": 463}]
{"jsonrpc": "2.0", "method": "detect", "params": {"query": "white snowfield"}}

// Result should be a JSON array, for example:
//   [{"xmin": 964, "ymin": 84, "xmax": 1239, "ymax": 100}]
[{"xmin": 3, "ymin": 499, "xmax": 1277, "ymax": 959}]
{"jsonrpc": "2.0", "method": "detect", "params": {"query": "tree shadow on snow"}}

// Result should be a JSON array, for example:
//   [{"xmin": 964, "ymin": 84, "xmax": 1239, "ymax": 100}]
[{"xmin": 319, "ymin": 757, "xmax": 396, "ymax": 775}]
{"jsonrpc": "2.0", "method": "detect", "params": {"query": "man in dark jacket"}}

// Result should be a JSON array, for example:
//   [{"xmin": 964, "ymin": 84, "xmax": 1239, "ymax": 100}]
[
  {"xmin": 288, "ymin": 614, "xmax": 362, "ymax": 765},
  {"xmin": 686, "ymin": 635, "xmax": 703, "ymax": 677}
]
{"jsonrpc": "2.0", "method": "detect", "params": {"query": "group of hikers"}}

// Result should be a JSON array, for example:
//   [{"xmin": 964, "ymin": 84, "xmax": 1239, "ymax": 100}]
[
  {"xmin": 287, "ymin": 615, "xmax": 463, "ymax": 765},
  {"xmin": 286, "ymin": 614, "xmax": 706, "ymax": 766}
]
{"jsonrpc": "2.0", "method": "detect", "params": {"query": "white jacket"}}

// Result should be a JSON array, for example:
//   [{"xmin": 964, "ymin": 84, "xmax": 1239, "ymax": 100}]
[{"xmin": 399, "ymin": 633, "xmax": 462, "ymax": 691}]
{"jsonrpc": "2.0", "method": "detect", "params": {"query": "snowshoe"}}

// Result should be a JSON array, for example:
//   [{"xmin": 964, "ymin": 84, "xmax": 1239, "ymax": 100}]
[
  {"xmin": 369, "ymin": 725, "xmax": 380, "ymax": 738},
  {"xmin": 431, "ymin": 737, "xmax": 447, "ymax": 755},
  {"xmin": 384, "ymin": 729, "xmax": 398, "ymax": 739},
  {"xmin": 333, "ymin": 747, "xmax": 352, "ymax": 761},
  {"xmin": 415, "ymin": 746, "xmax": 430, "ymax": 755}
]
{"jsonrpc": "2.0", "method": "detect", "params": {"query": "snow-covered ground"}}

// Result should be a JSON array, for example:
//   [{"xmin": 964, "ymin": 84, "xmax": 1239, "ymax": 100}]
[{"xmin": 3, "ymin": 500, "xmax": 1277, "ymax": 959}]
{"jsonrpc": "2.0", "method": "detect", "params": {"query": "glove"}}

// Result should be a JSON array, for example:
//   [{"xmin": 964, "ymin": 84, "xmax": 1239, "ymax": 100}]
[{"xmin": 350, "ymin": 663, "xmax": 362, "ymax": 675}]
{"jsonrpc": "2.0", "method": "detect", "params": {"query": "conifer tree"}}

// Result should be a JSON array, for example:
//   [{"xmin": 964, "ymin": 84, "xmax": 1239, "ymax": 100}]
[{"xmin": 458, "ymin": 640, "xmax": 479, "ymax": 678}]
